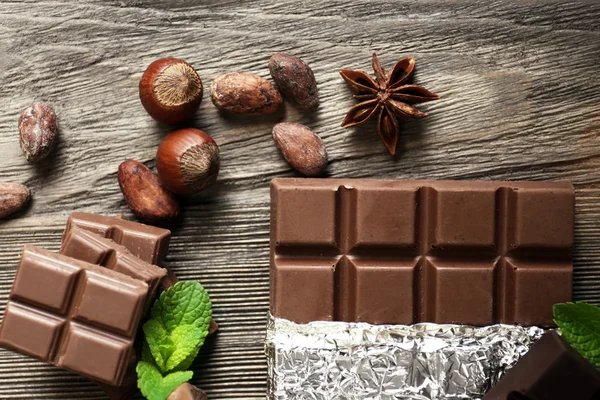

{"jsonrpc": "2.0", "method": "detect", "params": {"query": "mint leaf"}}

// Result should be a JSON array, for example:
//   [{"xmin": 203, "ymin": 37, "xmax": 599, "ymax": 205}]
[
  {"xmin": 144, "ymin": 319, "xmax": 207, "ymax": 373},
  {"xmin": 175, "ymin": 347, "xmax": 201, "ymax": 373},
  {"xmin": 164, "ymin": 324, "xmax": 207, "ymax": 372},
  {"xmin": 151, "ymin": 281, "xmax": 212, "ymax": 334},
  {"xmin": 143, "ymin": 319, "xmax": 173, "ymax": 371},
  {"xmin": 137, "ymin": 361, "xmax": 192, "ymax": 400},
  {"xmin": 554, "ymin": 302, "xmax": 600, "ymax": 366},
  {"xmin": 141, "ymin": 340, "xmax": 154, "ymax": 364}
]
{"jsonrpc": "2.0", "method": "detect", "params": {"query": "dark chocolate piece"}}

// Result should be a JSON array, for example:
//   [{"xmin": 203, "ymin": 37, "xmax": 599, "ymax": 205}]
[
  {"xmin": 167, "ymin": 383, "xmax": 208, "ymax": 400},
  {"xmin": 159, "ymin": 266, "xmax": 180, "ymax": 292},
  {"xmin": 270, "ymin": 178, "xmax": 574, "ymax": 326},
  {"xmin": 62, "ymin": 212, "xmax": 171, "ymax": 265},
  {"xmin": 0, "ymin": 245, "xmax": 148, "ymax": 386},
  {"xmin": 483, "ymin": 331, "xmax": 600, "ymax": 400},
  {"xmin": 61, "ymin": 227, "xmax": 166, "ymax": 308}
]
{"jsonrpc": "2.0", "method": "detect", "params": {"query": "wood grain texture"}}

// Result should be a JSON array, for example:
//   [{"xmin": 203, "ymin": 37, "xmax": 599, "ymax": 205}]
[{"xmin": 0, "ymin": 0, "xmax": 599, "ymax": 398}]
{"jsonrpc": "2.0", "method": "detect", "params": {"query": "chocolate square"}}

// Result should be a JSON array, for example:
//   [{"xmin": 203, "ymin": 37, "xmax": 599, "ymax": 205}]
[{"xmin": 0, "ymin": 246, "xmax": 148, "ymax": 386}]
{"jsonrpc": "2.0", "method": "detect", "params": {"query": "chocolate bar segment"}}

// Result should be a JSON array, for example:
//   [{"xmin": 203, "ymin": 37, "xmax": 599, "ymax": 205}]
[
  {"xmin": 270, "ymin": 178, "xmax": 574, "ymax": 326},
  {"xmin": 62, "ymin": 212, "xmax": 171, "ymax": 265},
  {"xmin": 61, "ymin": 227, "xmax": 166, "ymax": 308},
  {"xmin": 0, "ymin": 245, "xmax": 148, "ymax": 386},
  {"xmin": 482, "ymin": 331, "xmax": 600, "ymax": 399}
]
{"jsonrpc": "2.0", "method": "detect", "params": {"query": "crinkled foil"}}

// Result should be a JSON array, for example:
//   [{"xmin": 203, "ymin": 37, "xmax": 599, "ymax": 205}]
[{"xmin": 265, "ymin": 315, "xmax": 544, "ymax": 400}]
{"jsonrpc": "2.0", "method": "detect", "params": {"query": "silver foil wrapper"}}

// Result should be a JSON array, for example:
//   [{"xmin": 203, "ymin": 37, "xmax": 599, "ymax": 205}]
[{"xmin": 265, "ymin": 315, "xmax": 544, "ymax": 400}]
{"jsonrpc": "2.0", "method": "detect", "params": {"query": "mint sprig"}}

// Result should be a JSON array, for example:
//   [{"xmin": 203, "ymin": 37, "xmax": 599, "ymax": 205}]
[
  {"xmin": 554, "ymin": 302, "xmax": 600, "ymax": 367},
  {"xmin": 137, "ymin": 281, "xmax": 212, "ymax": 400},
  {"xmin": 137, "ymin": 361, "xmax": 193, "ymax": 400},
  {"xmin": 151, "ymin": 281, "xmax": 212, "ymax": 334}
]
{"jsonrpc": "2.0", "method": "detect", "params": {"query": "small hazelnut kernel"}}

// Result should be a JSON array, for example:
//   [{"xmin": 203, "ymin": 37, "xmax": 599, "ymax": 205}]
[
  {"xmin": 156, "ymin": 128, "xmax": 220, "ymax": 195},
  {"xmin": 139, "ymin": 58, "xmax": 203, "ymax": 124}
]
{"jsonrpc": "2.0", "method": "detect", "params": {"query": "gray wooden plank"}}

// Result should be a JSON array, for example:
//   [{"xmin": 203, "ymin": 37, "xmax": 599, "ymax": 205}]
[{"xmin": 0, "ymin": 0, "xmax": 599, "ymax": 398}]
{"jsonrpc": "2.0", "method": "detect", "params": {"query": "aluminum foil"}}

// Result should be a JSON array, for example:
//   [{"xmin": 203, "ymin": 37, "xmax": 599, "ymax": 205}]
[{"xmin": 265, "ymin": 315, "xmax": 544, "ymax": 400}]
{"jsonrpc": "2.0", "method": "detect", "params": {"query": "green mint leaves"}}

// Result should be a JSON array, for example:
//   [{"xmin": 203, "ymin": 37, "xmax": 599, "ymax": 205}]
[
  {"xmin": 137, "ymin": 281, "xmax": 213, "ymax": 400},
  {"xmin": 137, "ymin": 361, "xmax": 193, "ymax": 400},
  {"xmin": 151, "ymin": 281, "xmax": 212, "ymax": 333},
  {"xmin": 144, "ymin": 320, "xmax": 206, "ymax": 372},
  {"xmin": 554, "ymin": 302, "xmax": 600, "ymax": 367}
]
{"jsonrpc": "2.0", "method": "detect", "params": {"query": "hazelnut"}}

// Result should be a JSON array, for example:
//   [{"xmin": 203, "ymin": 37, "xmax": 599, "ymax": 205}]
[
  {"xmin": 118, "ymin": 159, "xmax": 179, "ymax": 224},
  {"xmin": 139, "ymin": 58, "xmax": 203, "ymax": 124},
  {"xmin": 156, "ymin": 128, "xmax": 220, "ymax": 195}
]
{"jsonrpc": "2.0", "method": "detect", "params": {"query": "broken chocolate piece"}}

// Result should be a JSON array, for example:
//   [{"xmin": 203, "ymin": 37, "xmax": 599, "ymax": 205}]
[
  {"xmin": 270, "ymin": 178, "xmax": 574, "ymax": 326},
  {"xmin": 483, "ymin": 330, "xmax": 600, "ymax": 400},
  {"xmin": 167, "ymin": 383, "xmax": 208, "ymax": 400},
  {"xmin": 61, "ymin": 227, "xmax": 166, "ymax": 309},
  {"xmin": 63, "ymin": 212, "xmax": 171, "ymax": 265},
  {"xmin": 0, "ymin": 245, "xmax": 148, "ymax": 386}
]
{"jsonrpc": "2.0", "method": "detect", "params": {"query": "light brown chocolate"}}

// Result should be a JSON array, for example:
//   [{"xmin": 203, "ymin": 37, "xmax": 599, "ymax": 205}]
[
  {"xmin": 271, "ymin": 178, "xmax": 574, "ymax": 327},
  {"xmin": 62, "ymin": 212, "xmax": 171, "ymax": 265}
]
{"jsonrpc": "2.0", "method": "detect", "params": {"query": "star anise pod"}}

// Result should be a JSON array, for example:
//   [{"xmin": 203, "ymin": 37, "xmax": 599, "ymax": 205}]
[{"xmin": 340, "ymin": 53, "xmax": 439, "ymax": 155}]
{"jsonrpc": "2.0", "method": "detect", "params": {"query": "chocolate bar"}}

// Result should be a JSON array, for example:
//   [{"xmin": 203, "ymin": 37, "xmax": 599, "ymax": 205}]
[
  {"xmin": 0, "ymin": 245, "xmax": 148, "ymax": 386},
  {"xmin": 62, "ymin": 212, "xmax": 171, "ymax": 265},
  {"xmin": 270, "ymin": 178, "xmax": 574, "ymax": 326},
  {"xmin": 483, "ymin": 330, "xmax": 600, "ymax": 399},
  {"xmin": 61, "ymin": 227, "xmax": 166, "ymax": 307}
]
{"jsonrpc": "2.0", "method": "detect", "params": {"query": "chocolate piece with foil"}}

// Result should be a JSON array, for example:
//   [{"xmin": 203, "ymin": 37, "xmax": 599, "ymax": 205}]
[
  {"xmin": 62, "ymin": 212, "xmax": 171, "ymax": 265},
  {"xmin": 61, "ymin": 227, "xmax": 166, "ymax": 308},
  {"xmin": 270, "ymin": 178, "xmax": 574, "ymax": 327},
  {"xmin": 0, "ymin": 245, "xmax": 148, "ymax": 386},
  {"xmin": 483, "ymin": 330, "xmax": 600, "ymax": 400}
]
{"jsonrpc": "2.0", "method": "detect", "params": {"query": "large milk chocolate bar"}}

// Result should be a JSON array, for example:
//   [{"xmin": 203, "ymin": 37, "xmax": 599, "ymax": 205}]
[
  {"xmin": 270, "ymin": 178, "xmax": 574, "ymax": 326},
  {"xmin": 61, "ymin": 227, "xmax": 166, "ymax": 308},
  {"xmin": 62, "ymin": 212, "xmax": 171, "ymax": 265},
  {"xmin": 0, "ymin": 246, "xmax": 148, "ymax": 386}
]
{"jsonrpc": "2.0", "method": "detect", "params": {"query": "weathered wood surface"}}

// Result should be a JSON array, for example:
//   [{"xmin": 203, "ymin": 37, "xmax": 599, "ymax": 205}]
[{"xmin": 0, "ymin": 0, "xmax": 599, "ymax": 398}]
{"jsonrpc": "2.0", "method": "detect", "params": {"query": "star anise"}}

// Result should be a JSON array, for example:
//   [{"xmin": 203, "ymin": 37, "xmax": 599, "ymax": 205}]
[{"xmin": 340, "ymin": 53, "xmax": 439, "ymax": 155}]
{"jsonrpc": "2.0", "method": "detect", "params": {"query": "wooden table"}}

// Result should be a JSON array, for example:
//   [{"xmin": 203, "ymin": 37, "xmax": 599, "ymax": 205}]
[{"xmin": 0, "ymin": 1, "xmax": 599, "ymax": 398}]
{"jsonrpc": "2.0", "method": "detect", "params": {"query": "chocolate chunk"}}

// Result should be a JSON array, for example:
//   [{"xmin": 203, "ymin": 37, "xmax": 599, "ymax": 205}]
[
  {"xmin": 167, "ymin": 383, "xmax": 208, "ymax": 400},
  {"xmin": 61, "ymin": 227, "xmax": 166, "ymax": 309},
  {"xmin": 159, "ymin": 266, "xmax": 180, "ymax": 292},
  {"xmin": 0, "ymin": 245, "xmax": 148, "ymax": 386},
  {"xmin": 270, "ymin": 178, "xmax": 574, "ymax": 326},
  {"xmin": 63, "ymin": 212, "xmax": 171, "ymax": 265},
  {"xmin": 483, "ymin": 331, "xmax": 600, "ymax": 399}
]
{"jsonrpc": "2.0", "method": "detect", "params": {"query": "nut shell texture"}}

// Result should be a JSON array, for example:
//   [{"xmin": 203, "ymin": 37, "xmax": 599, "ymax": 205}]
[
  {"xmin": 118, "ymin": 160, "xmax": 179, "ymax": 224},
  {"xmin": 210, "ymin": 72, "xmax": 282, "ymax": 115},
  {"xmin": 156, "ymin": 128, "xmax": 220, "ymax": 195},
  {"xmin": 272, "ymin": 122, "xmax": 328, "ymax": 176},
  {"xmin": 139, "ymin": 58, "xmax": 203, "ymax": 124},
  {"xmin": 19, "ymin": 104, "xmax": 58, "ymax": 163},
  {"xmin": 0, "ymin": 182, "xmax": 31, "ymax": 219},
  {"xmin": 269, "ymin": 53, "xmax": 319, "ymax": 110}
]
